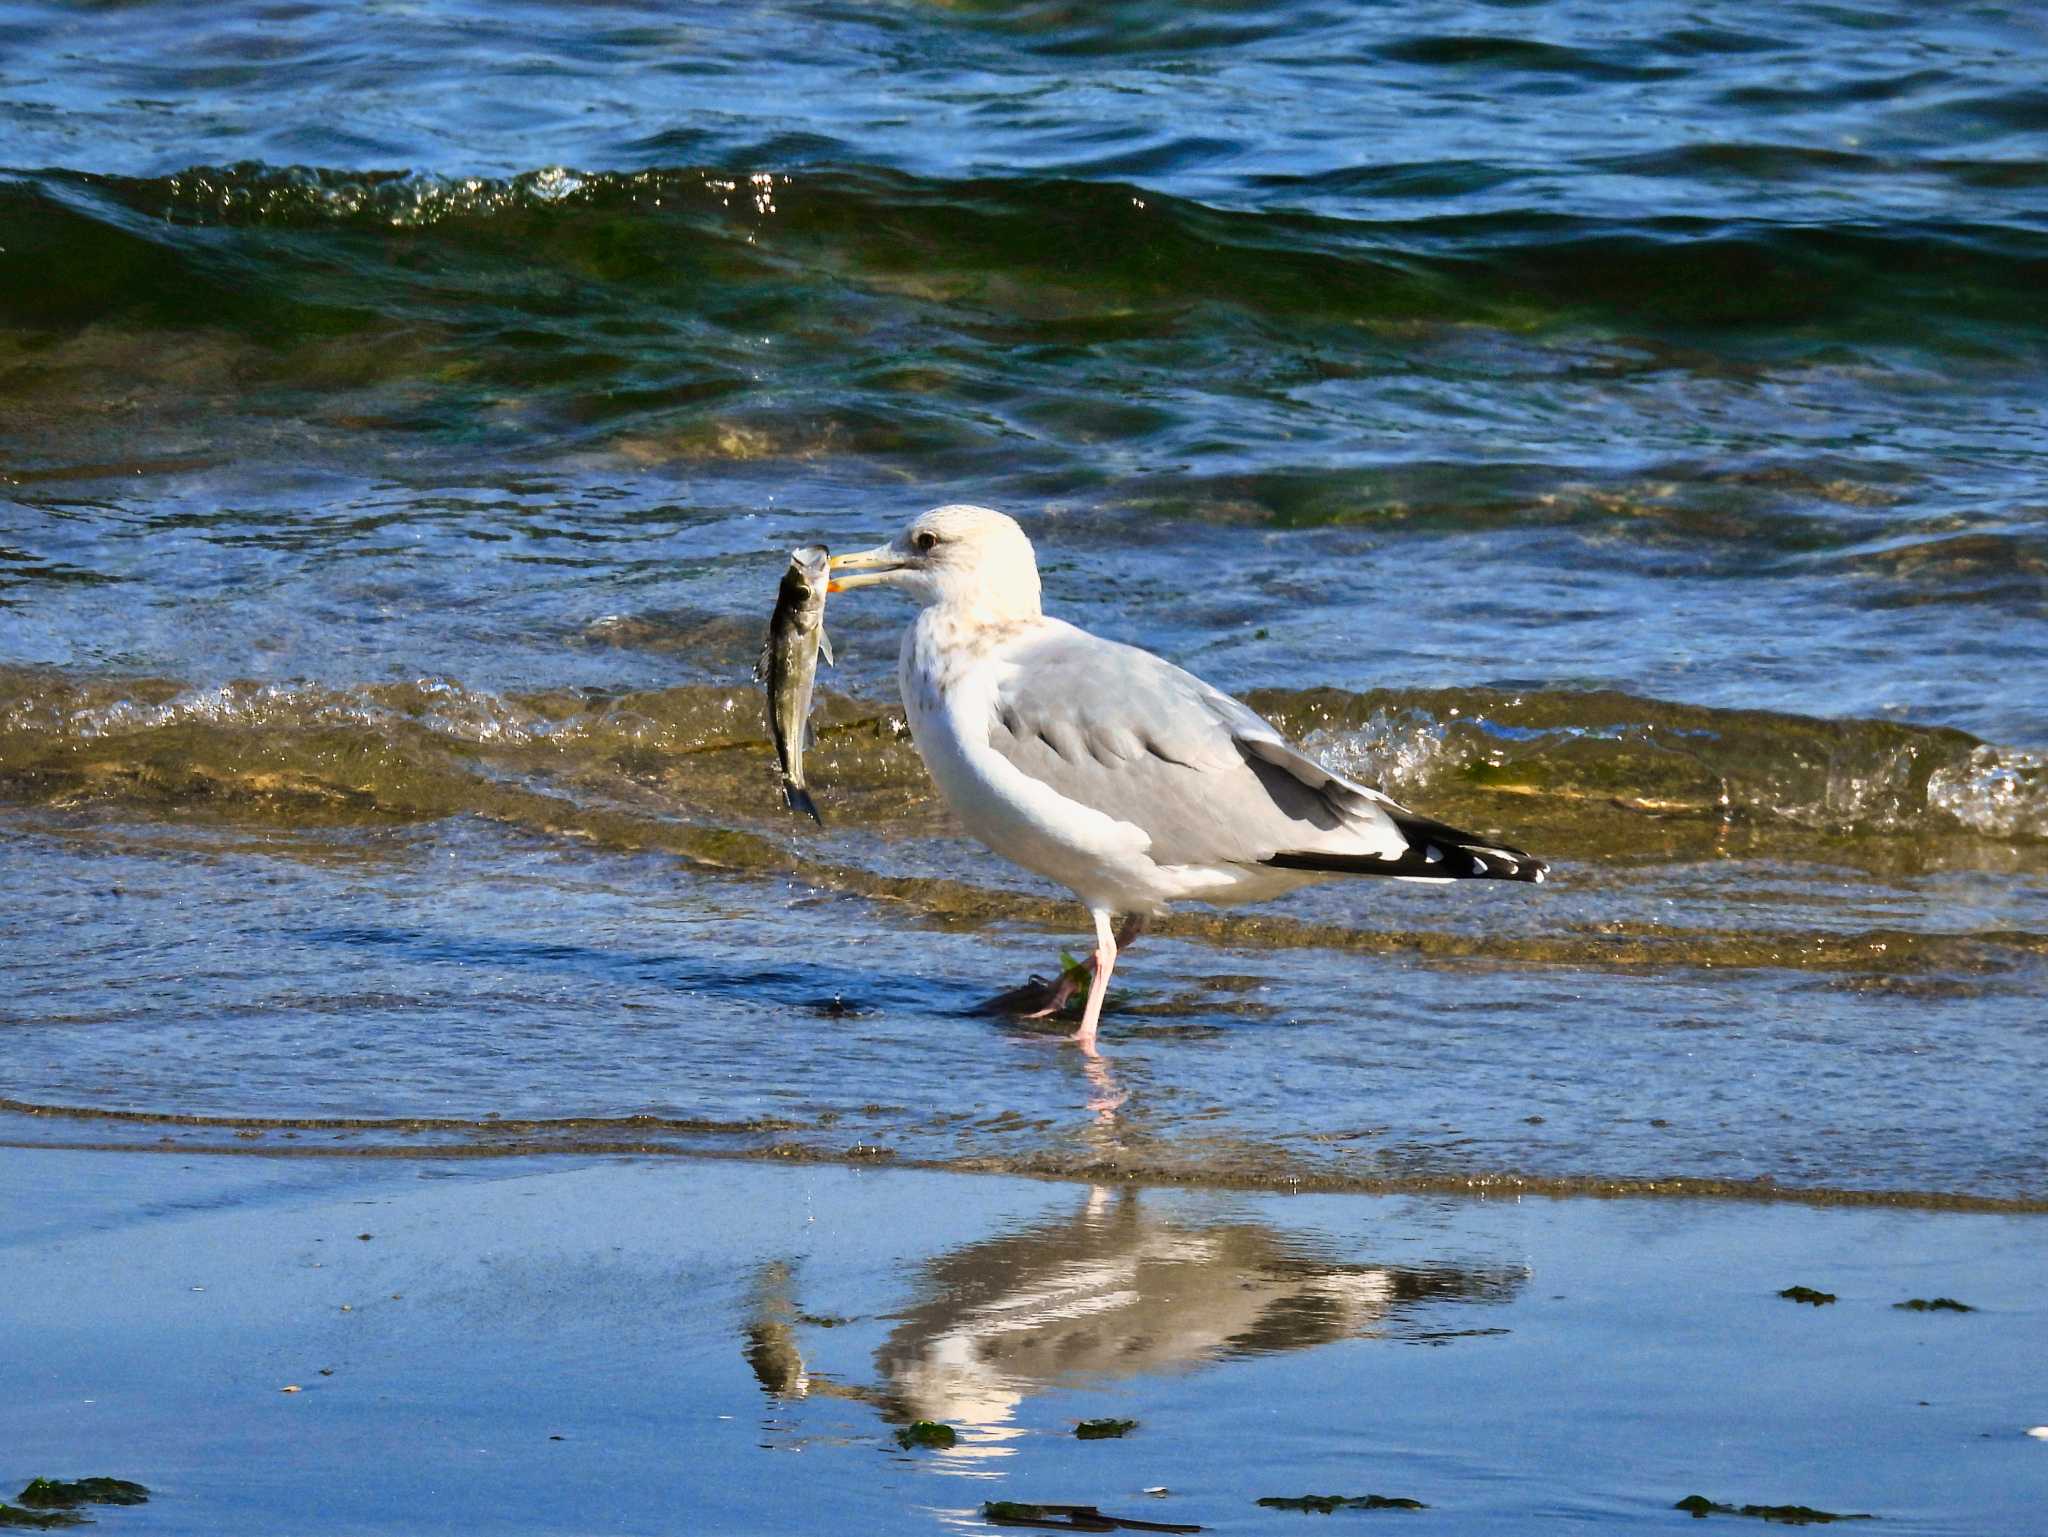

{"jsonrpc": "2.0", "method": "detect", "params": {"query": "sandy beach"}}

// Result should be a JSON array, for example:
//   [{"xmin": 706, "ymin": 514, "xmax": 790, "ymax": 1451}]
[{"xmin": 5, "ymin": 1149, "xmax": 2044, "ymax": 1534}]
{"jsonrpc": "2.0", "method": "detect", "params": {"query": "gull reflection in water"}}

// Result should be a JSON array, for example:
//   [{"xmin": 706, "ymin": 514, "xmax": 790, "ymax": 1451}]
[{"xmin": 743, "ymin": 1184, "xmax": 1525, "ymax": 1467}]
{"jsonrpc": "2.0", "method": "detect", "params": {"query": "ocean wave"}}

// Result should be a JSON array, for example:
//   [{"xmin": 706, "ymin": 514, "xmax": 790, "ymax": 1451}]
[
  {"xmin": 6, "ymin": 162, "xmax": 2045, "ymax": 345},
  {"xmin": 1254, "ymin": 686, "xmax": 2048, "ymax": 845},
  {"xmin": 5, "ymin": 668, "xmax": 2044, "ymax": 853},
  {"xmin": 1927, "ymin": 746, "xmax": 2048, "ymax": 840}
]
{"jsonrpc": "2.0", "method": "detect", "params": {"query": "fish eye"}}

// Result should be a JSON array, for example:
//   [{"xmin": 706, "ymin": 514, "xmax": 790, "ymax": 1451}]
[{"xmin": 913, "ymin": 530, "xmax": 940, "ymax": 553}]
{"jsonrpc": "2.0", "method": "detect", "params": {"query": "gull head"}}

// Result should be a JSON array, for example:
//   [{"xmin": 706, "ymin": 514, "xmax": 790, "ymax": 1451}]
[{"xmin": 829, "ymin": 504, "xmax": 1042, "ymax": 621}]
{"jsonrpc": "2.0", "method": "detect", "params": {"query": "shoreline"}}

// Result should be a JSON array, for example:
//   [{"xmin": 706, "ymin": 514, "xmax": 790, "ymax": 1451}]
[{"xmin": 5, "ymin": 1097, "xmax": 2046, "ymax": 1215}]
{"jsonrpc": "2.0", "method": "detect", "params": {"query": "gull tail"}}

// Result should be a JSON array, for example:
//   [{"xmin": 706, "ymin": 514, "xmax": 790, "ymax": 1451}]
[{"xmin": 1265, "ymin": 812, "xmax": 1547, "ymax": 884}]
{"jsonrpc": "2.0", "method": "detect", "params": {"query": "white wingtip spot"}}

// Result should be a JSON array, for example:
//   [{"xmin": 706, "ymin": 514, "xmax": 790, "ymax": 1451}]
[
  {"xmin": 1470, "ymin": 855, "xmax": 1489, "ymax": 874},
  {"xmin": 1424, "ymin": 845, "xmax": 1443, "ymax": 863},
  {"xmin": 1534, "ymin": 867, "xmax": 1547, "ymax": 883}
]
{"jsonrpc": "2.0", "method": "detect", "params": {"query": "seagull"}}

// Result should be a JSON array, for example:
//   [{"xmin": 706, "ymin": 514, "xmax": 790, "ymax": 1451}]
[{"xmin": 828, "ymin": 505, "xmax": 1546, "ymax": 1055}]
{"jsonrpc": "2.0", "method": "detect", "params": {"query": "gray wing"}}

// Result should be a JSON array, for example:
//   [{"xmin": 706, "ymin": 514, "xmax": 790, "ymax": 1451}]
[{"xmin": 984, "ymin": 623, "xmax": 1410, "ymax": 871}]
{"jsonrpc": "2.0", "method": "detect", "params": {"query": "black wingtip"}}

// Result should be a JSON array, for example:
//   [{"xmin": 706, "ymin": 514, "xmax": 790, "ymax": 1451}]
[
  {"xmin": 783, "ymin": 784, "xmax": 824, "ymax": 826},
  {"xmin": 1265, "ymin": 813, "xmax": 1547, "ymax": 883},
  {"xmin": 1264, "ymin": 846, "xmax": 1547, "ymax": 882}
]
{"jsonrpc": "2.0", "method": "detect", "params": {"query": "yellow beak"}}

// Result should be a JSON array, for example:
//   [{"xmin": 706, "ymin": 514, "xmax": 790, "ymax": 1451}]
[{"xmin": 826, "ymin": 543, "xmax": 906, "ymax": 593}]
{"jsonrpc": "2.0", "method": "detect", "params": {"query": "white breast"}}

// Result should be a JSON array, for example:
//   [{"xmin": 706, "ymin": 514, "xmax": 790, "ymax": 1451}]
[{"xmin": 899, "ymin": 612, "xmax": 1161, "ymax": 911}]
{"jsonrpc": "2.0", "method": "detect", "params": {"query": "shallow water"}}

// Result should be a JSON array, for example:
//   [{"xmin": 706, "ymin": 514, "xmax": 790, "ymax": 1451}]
[
  {"xmin": 5, "ymin": 1153, "xmax": 2046, "ymax": 1535},
  {"xmin": 3, "ymin": 0, "xmax": 2047, "ymax": 1202}
]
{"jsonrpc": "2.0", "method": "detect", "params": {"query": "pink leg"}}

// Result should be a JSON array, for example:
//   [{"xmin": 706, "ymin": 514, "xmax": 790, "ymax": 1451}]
[{"xmin": 1074, "ymin": 909, "xmax": 1118, "ymax": 1057}]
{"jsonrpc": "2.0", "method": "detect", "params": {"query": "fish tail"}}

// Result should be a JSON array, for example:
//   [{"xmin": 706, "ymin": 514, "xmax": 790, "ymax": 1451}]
[{"xmin": 783, "ymin": 781, "xmax": 824, "ymax": 826}]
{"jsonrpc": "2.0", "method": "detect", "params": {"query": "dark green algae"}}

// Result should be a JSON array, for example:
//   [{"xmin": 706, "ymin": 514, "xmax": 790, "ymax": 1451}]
[
  {"xmin": 1074, "ymin": 1417, "xmax": 1138, "ymax": 1440},
  {"xmin": 1256, "ymin": 1494, "xmax": 1426, "ymax": 1513},
  {"xmin": 13, "ymin": 1483, "xmax": 147, "ymax": 1511},
  {"xmin": 1675, "ymin": 1495, "xmax": 1873, "ymax": 1524},
  {"xmin": 1777, "ymin": 1286, "xmax": 1836, "ymax": 1306},
  {"xmin": 1, "ymin": 1481, "xmax": 149, "ymax": 1528}
]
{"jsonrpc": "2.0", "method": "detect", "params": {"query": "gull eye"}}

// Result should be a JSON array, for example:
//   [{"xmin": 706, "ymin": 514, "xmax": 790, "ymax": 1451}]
[{"xmin": 912, "ymin": 530, "xmax": 939, "ymax": 554}]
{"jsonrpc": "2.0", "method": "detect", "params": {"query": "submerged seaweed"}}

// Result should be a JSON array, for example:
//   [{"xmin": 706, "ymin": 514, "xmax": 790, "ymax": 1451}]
[
  {"xmin": 0, "ymin": 1510, "xmax": 85, "ymax": 1531},
  {"xmin": 1255, "ymin": 1494, "xmax": 1426, "ymax": 1513},
  {"xmin": 984, "ymin": 1502, "xmax": 1201, "ymax": 1534},
  {"xmin": 1676, "ymin": 1495, "xmax": 1874, "ymax": 1524},
  {"xmin": 1075, "ymin": 1417, "xmax": 1139, "ymax": 1440},
  {"xmin": 14, "ymin": 1482, "xmax": 147, "ymax": 1511}
]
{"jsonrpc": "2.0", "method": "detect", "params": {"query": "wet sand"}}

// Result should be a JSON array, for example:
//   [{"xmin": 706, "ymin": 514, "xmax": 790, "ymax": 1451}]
[{"xmin": 4, "ymin": 1150, "xmax": 2044, "ymax": 1535}]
